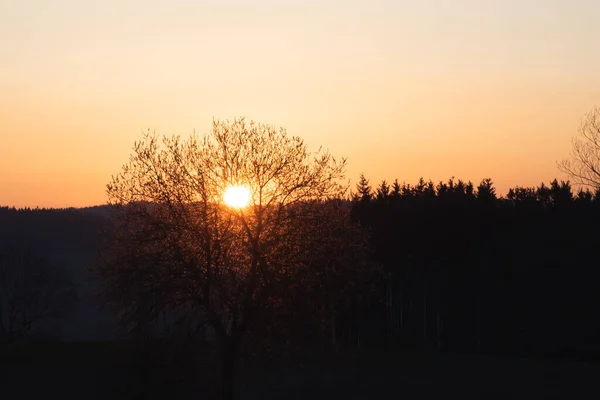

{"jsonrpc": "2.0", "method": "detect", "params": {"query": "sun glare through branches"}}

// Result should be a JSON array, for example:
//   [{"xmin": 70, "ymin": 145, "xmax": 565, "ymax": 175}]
[{"xmin": 223, "ymin": 185, "xmax": 251, "ymax": 208}]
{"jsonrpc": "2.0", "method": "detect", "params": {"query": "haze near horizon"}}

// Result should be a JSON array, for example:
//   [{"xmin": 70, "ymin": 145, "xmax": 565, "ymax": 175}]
[{"xmin": 1, "ymin": 0, "xmax": 599, "ymax": 208}]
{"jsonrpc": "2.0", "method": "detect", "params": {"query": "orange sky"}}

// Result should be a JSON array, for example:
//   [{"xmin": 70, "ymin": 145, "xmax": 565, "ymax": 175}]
[{"xmin": 1, "ymin": 0, "xmax": 599, "ymax": 208}]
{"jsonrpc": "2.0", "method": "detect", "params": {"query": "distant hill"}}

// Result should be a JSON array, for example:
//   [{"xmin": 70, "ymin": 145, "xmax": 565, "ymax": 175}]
[{"xmin": 0, "ymin": 205, "xmax": 117, "ymax": 341}]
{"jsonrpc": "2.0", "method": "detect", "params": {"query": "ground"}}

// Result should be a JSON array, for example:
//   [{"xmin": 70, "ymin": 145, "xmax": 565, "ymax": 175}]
[{"xmin": 2, "ymin": 342, "xmax": 600, "ymax": 399}]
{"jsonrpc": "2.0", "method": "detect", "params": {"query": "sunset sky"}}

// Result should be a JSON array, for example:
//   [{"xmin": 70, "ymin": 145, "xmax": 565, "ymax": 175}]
[{"xmin": 1, "ymin": 0, "xmax": 599, "ymax": 208}]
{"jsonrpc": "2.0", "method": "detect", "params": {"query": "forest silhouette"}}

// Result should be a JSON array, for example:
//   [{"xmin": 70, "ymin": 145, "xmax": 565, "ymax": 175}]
[
  {"xmin": 2, "ymin": 173, "xmax": 600, "ymax": 398},
  {"xmin": 3, "ymin": 175, "xmax": 599, "ymax": 357},
  {"xmin": 3, "ymin": 112, "xmax": 600, "ymax": 399}
]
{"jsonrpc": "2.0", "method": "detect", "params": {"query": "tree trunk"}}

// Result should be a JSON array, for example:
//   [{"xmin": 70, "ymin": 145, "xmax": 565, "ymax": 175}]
[
  {"xmin": 330, "ymin": 303, "xmax": 337, "ymax": 348},
  {"xmin": 475, "ymin": 294, "xmax": 481, "ymax": 353},
  {"xmin": 221, "ymin": 337, "xmax": 238, "ymax": 400},
  {"xmin": 387, "ymin": 274, "xmax": 394, "ymax": 346},
  {"xmin": 399, "ymin": 289, "xmax": 404, "ymax": 344},
  {"xmin": 423, "ymin": 283, "xmax": 427, "ymax": 350},
  {"xmin": 436, "ymin": 310, "xmax": 441, "ymax": 350}
]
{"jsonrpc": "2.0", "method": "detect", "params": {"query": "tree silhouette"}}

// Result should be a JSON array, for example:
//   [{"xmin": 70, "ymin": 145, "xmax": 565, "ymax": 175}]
[
  {"xmin": 375, "ymin": 180, "xmax": 390, "ymax": 202},
  {"xmin": 558, "ymin": 107, "xmax": 600, "ymax": 189},
  {"xmin": 476, "ymin": 178, "xmax": 496, "ymax": 202},
  {"xmin": 576, "ymin": 187, "xmax": 593, "ymax": 204},
  {"xmin": 353, "ymin": 173, "xmax": 373, "ymax": 202},
  {"xmin": 100, "ymin": 118, "xmax": 373, "ymax": 400},
  {"xmin": 549, "ymin": 179, "xmax": 573, "ymax": 208}
]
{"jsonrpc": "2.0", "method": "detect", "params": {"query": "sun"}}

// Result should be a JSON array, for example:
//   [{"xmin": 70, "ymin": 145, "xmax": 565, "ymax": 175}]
[{"xmin": 223, "ymin": 185, "xmax": 251, "ymax": 208}]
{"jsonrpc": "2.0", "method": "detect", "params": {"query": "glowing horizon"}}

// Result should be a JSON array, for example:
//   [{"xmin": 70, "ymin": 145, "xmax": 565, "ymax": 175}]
[{"xmin": 1, "ymin": 0, "xmax": 599, "ymax": 208}]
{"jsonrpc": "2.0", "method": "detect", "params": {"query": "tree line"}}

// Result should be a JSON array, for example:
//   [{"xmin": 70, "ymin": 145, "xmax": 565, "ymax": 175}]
[
  {"xmin": 3, "ymin": 109, "xmax": 600, "ymax": 399},
  {"xmin": 3, "ymin": 175, "xmax": 600, "ymax": 361},
  {"xmin": 342, "ymin": 175, "xmax": 600, "ymax": 360}
]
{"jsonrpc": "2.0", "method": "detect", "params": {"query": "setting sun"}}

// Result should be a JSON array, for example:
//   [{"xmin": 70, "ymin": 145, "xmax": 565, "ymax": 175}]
[{"xmin": 223, "ymin": 185, "xmax": 251, "ymax": 208}]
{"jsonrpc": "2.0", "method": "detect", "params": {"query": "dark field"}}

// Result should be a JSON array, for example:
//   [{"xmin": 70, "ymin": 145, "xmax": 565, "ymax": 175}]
[{"xmin": 2, "ymin": 342, "xmax": 600, "ymax": 399}]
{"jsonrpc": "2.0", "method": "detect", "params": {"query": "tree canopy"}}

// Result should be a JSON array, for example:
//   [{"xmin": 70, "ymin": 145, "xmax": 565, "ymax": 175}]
[
  {"xmin": 559, "ymin": 106, "xmax": 600, "ymax": 189},
  {"xmin": 101, "ymin": 118, "xmax": 374, "ymax": 399}
]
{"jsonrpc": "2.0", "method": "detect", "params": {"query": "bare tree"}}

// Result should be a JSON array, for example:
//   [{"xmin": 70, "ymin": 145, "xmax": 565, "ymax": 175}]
[
  {"xmin": 101, "ymin": 118, "xmax": 374, "ymax": 399},
  {"xmin": 558, "ymin": 107, "xmax": 600, "ymax": 189},
  {"xmin": 0, "ymin": 245, "xmax": 76, "ymax": 343}
]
